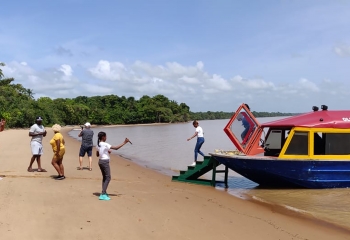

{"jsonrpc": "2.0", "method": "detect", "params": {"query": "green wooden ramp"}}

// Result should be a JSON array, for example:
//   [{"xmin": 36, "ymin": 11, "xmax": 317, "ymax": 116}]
[{"xmin": 172, "ymin": 156, "xmax": 228, "ymax": 187}]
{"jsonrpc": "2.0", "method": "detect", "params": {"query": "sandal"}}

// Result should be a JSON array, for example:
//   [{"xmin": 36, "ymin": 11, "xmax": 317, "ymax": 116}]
[{"xmin": 37, "ymin": 168, "xmax": 47, "ymax": 172}]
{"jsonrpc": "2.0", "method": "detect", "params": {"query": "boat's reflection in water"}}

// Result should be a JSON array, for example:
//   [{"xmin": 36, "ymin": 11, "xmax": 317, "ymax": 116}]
[{"xmin": 214, "ymin": 172, "xmax": 350, "ymax": 231}]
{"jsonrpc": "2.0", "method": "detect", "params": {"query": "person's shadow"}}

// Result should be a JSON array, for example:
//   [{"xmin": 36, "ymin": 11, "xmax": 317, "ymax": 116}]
[
  {"xmin": 76, "ymin": 167, "xmax": 91, "ymax": 170},
  {"xmin": 28, "ymin": 168, "xmax": 47, "ymax": 172},
  {"xmin": 92, "ymin": 192, "xmax": 122, "ymax": 197},
  {"xmin": 49, "ymin": 175, "xmax": 64, "ymax": 179}
]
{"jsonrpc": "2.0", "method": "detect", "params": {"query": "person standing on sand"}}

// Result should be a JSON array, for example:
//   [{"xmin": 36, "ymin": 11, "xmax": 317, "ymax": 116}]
[
  {"xmin": 187, "ymin": 120, "xmax": 205, "ymax": 166},
  {"xmin": 50, "ymin": 124, "xmax": 66, "ymax": 180},
  {"xmin": 28, "ymin": 116, "xmax": 47, "ymax": 172},
  {"xmin": 78, "ymin": 122, "xmax": 94, "ymax": 171},
  {"xmin": 0, "ymin": 118, "xmax": 5, "ymax": 132},
  {"xmin": 96, "ymin": 131, "xmax": 131, "ymax": 201}
]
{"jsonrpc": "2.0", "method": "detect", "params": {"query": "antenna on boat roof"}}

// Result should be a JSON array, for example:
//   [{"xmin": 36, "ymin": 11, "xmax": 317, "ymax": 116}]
[
  {"xmin": 312, "ymin": 106, "xmax": 319, "ymax": 111},
  {"xmin": 321, "ymin": 105, "xmax": 328, "ymax": 111}
]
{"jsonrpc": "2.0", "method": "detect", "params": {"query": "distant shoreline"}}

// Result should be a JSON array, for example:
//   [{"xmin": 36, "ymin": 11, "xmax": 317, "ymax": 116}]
[
  {"xmin": 2, "ymin": 116, "xmax": 296, "ymax": 131},
  {"xmin": 4, "ymin": 122, "xmax": 185, "ymax": 131}
]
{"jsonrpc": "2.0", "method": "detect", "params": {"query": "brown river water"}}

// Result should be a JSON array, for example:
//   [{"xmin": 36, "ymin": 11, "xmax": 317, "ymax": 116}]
[{"xmin": 69, "ymin": 117, "xmax": 350, "ymax": 231}]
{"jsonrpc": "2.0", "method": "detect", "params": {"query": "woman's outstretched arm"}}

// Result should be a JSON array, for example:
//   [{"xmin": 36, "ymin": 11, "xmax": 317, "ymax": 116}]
[{"xmin": 110, "ymin": 138, "xmax": 131, "ymax": 150}]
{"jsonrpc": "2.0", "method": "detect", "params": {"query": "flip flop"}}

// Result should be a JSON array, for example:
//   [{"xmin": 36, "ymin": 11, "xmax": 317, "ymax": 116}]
[
  {"xmin": 37, "ymin": 169, "xmax": 47, "ymax": 172},
  {"xmin": 77, "ymin": 167, "xmax": 83, "ymax": 170}
]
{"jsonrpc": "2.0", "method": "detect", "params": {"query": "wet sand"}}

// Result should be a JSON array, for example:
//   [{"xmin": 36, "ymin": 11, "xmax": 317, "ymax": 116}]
[{"xmin": 0, "ymin": 128, "xmax": 349, "ymax": 240}]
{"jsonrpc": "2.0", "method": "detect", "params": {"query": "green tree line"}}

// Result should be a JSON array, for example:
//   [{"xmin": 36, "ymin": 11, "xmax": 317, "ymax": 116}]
[
  {"xmin": 0, "ymin": 62, "xmax": 295, "ymax": 128},
  {"xmin": 0, "ymin": 63, "xmax": 191, "ymax": 127},
  {"xmin": 190, "ymin": 111, "xmax": 297, "ymax": 120}
]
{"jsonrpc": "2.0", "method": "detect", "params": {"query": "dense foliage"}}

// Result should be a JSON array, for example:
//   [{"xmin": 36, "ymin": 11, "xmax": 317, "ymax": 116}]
[
  {"xmin": 0, "ymin": 62, "xmax": 296, "ymax": 128},
  {"xmin": 190, "ymin": 111, "xmax": 297, "ymax": 120},
  {"xmin": 0, "ymin": 63, "xmax": 192, "ymax": 128}
]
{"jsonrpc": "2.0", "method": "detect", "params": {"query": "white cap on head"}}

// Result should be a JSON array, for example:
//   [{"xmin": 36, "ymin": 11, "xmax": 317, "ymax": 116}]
[{"xmin": 84, "ymin": 122, "xmax": 91, "ymax": 127}]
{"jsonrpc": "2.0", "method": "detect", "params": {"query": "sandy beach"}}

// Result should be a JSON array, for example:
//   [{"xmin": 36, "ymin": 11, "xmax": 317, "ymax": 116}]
[{"xmin": 0, "ymin": 128, "xmax": 349, "ymax": 240}]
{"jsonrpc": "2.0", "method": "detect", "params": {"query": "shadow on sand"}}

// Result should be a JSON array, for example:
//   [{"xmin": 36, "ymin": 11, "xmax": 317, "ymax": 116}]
[{"xmin": 92, "ymin": 192, "xmax": 122, "ymax": 197}]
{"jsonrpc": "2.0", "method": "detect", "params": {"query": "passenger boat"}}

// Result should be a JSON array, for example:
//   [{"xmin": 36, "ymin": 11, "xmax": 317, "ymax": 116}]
[{"xmin": 209, "ymin": 104, "xmax": 350, "ymax": 188}]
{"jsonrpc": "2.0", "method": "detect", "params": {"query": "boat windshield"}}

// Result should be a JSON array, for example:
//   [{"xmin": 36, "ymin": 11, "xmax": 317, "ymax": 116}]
[
  {"xmin": 224, "ymin": 106, "xmax": 259, "ymax": 152},
  {"xmin": 285, "ymin": 131, "xmax": 309, "ymax": 155}
]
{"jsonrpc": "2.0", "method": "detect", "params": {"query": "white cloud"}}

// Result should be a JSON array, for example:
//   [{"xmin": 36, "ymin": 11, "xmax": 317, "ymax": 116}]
[
  {"xmin": 59, "ymin": 64, "xmax": 73, "ymax": 77},
  {"xmin": 203, "ymin": 88, "xmax": 220, "ymax": 94},
  {"xmin": 334, "ymin": 44, "xmax": 350, "ymax": 57},
  {"xmin": 231, "ymin": 75, "xmax": 276, "ymax": 90},
  {"xmin": 206, "ymin": 74, "xmax": 232, "ymax": 91},
  {"xmin": 298, "ymin": 78, "xmax": 320, "ymax": 92},
  {"xmin": 2, "ymin": 61, "xmax": 80, "ymax": 97},
  {"xmin": 88, "ymin": 60, "xmax": 233, "ymax": 96},
  {"xmin": 2, "ymin": 60, "xmax": 349, "ymax": 112},
  {"xmin": 179, "ymin": 76, "xmax": 200, "ymax": 84},
  {"xmin": 89, "ymin": 60, "xmax": 127, "ymax": 81},
  {"xmin": 130, "ymin": 61, "xmax": 205, "ymax": 80},
  {"xmin": 84, "ymin": 85, "xmax": 112, "ymax": 94},
  {"xmin": 196, "ymin": 61, "xmax": 204, "ymax": 70},
  {"xmin": 3, "ymin": 61, "xmax": 35, "ymax": 77}
]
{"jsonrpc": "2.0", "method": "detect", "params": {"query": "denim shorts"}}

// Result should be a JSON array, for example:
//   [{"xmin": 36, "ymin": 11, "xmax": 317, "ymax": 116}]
[{"xmin": 79, "ymin": 145, "xmax": 93, "ymax": 157}]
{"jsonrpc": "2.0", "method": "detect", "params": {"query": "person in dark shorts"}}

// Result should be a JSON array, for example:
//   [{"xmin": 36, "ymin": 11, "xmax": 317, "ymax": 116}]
[{"xmin": 78, "ymin": 122, "xmax": 94, "ymax": 170}]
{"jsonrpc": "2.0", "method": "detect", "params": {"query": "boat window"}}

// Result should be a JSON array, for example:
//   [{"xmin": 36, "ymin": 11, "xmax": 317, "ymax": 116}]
[
  {"xmin": 285, "ymin": 132, "xmax": 308, "ymax": 155},
  {"xmin": 313, "ymin": 132, "xmax": 325, "ymax": 155},
  {"xmin": 265, "ymin": 130, "xmax": 282, "ymax": 149},
  {"xmin": 283, "ymin": 130, "xmax": 291, "ymax": 144},
  {"xmin": 324, "ymin": 133, "xmax": 350, "ymax": 155}
]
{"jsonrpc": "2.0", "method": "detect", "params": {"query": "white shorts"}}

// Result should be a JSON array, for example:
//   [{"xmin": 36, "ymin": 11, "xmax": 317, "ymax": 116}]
[{"xmin": 31, "ymin": 141, "xmax": 43, "ymax": 155}]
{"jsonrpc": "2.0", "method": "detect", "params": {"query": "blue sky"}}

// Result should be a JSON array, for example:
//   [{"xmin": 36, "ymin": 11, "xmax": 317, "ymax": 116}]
[{"xmin": 1, "ymin": 0, "xmax": 350, "ymax": 112}]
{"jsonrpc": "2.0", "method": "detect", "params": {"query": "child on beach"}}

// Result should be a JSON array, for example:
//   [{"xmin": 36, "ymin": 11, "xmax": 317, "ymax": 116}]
[
  {"xmin": 187, "ymin": 120, "xmax": 205, "ymax": 166},
  {"xmin": 96, "ymin": 131, "xmax": 131, "ymax": 201}
]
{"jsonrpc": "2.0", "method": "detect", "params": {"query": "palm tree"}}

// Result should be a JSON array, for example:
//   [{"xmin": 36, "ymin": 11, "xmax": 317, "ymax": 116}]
[
  {"xmin": 0, "ymin": 62, "xmax": 5, "ymax": 79},
  {"xmin": 25, "ymin": 89, "xmax": 34, "ymax": 99}
]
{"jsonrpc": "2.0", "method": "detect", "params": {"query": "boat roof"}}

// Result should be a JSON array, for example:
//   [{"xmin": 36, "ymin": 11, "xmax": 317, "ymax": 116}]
[{"xmin": 261, "ymin": 110, "xmax": 350, "ymax": 128}]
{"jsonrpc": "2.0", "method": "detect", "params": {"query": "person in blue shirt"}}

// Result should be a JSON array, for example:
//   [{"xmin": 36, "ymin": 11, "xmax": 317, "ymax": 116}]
[
  {"xmin": 241, "ymin": 116, "xmax": 250, "ymax": 140},
  {"xmin": 238, "ymin": 104, "xmax": 252, "ymax": 141}
]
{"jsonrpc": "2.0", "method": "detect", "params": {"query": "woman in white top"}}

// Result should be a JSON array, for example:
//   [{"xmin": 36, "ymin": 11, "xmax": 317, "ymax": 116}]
[
  {"xmin": 96, "ymin": 131, "xmax": 131, "ymax": 201},
  {"xmin": 187, "ymin": 120, "xmax": 205, "ymax": 166}
]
